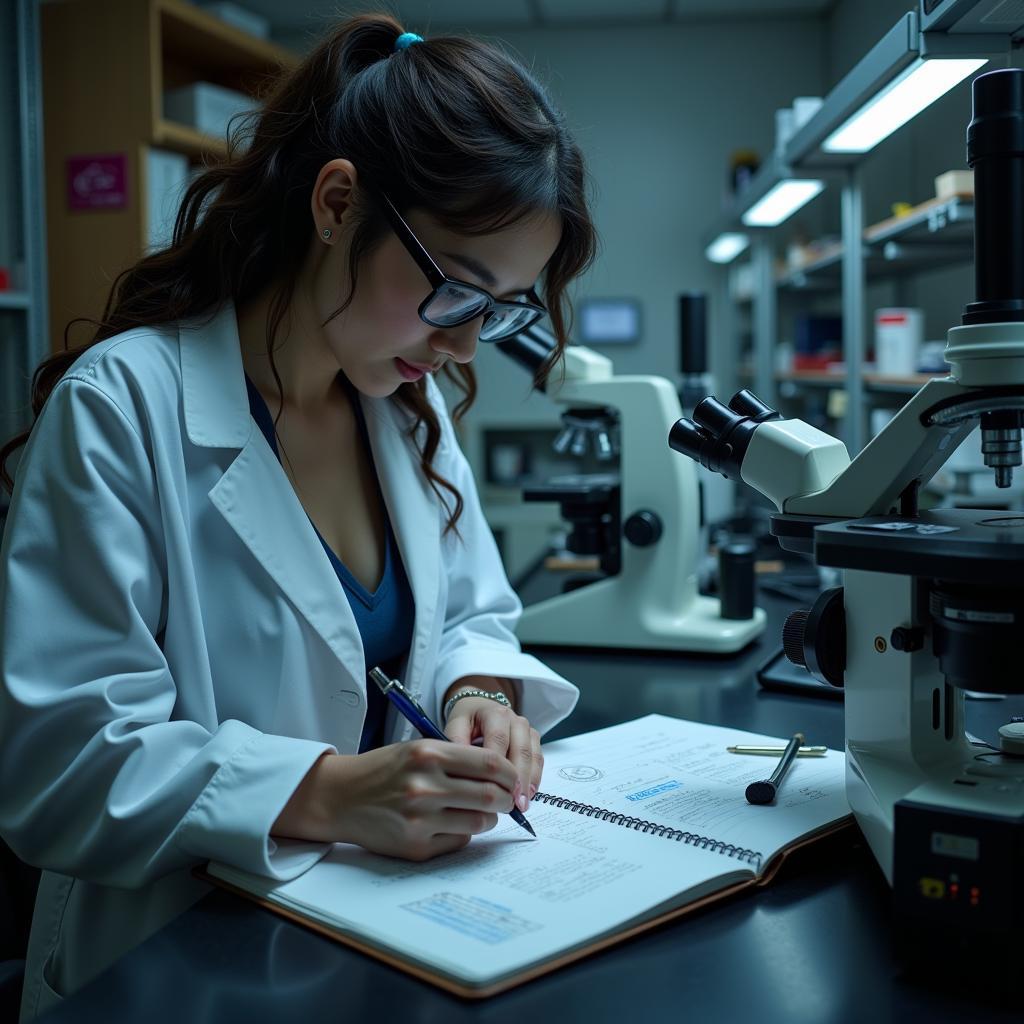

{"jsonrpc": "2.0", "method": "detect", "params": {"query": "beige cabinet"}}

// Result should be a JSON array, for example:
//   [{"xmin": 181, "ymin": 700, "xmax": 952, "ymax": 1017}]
[{"xmin": 41, "ymin": 0, "xmax": 296, "ymax": 347}]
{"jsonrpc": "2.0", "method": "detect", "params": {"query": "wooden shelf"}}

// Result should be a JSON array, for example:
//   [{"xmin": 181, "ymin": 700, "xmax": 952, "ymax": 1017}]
[
  {"xmin": 775, "ymin": 370, "xmax": 846, "ymax": 386},
  {"xmin": 776, "ymin": 371, "xmax": 946, "ymax": 395},
  {"xmin": 863, "ymin": 371, "xmax": 948, "ymax": 392},
  {"xmin": 863, "ymin": 194, "xmax": 973, "ymax": 246},
  {"xmin": 158, "ymin": 0, "xmax": 295, "ymax": 76},
  {"xmin": 41, "ymin": 0, "xmax": 297, "ymax": 345},
  {"xmin": 154, "ymin": 118, "xmax": 228, "ymax": 160}
]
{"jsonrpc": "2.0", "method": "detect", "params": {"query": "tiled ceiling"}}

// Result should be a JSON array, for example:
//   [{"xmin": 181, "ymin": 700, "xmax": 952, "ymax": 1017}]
[{"xmin": 234, "ymin": 0, "xmax": 836, "ymax": 34}]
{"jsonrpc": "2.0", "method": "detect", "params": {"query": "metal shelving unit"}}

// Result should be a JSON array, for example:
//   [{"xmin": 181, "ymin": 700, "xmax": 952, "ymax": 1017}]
[
  {"xmin": 775, "ymin": 370, "xmax": 942, "ymax": 391},
  {"xmin": 703, "ymin": 8, "xmax": 1009, "ymax": 455},
  {"xmin": 1, "ymin": 0, "xmax": 49, "ymax": 504},
  {"xmin": 777, "ymin": 194, "xmax": 975, "ymax": 290}
]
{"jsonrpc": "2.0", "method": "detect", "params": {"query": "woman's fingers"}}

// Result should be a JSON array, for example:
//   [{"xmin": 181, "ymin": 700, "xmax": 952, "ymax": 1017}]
[
  {"xmin": 431, "ymin": 808, "xmax": 500, "ymax": 838},
  {"xmin": 444, "ymin": 711, "xmax": 475, "ymax": 746},
  {"xmin": 528, "ymin": 727, "xmax": 543, "ymax": 801},
  {"xmin": 506, "ymin": 715, "xmax": 537, "ymax": 811},
  {"xmin": 418, "ymin": 736, "xmax": 517, "ymax": 794},
  {"xmin": 433, "ymin": 776, "xmax": 516, "ymax": 815}
]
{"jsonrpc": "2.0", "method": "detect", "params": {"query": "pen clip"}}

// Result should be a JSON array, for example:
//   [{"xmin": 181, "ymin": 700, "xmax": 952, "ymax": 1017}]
[{"xmin": 368, "ymin": 666, "xmax": 429, "ymax": 715}]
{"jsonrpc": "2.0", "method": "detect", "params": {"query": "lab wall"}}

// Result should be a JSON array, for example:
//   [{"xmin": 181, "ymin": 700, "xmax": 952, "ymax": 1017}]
[
  {"xmin": 462, "ymin": 17, "xmax": 828, "ymax": 433},
  {"xmin": 276, "ymin": 14, "xmax": 827, "ymax": 433}
]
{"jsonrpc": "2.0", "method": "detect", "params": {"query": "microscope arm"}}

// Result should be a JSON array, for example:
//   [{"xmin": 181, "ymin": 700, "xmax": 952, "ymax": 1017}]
[
  {"xmin": 785, "ymin": 377, "xmax": 976, "ymax": 517},
  {"xmin": 670, "ymin": 378, "xmax": 980, "ymax": 519}
]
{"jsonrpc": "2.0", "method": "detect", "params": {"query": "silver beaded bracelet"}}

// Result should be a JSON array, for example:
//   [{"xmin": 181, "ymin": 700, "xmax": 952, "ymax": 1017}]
[{"xmin": 442, "ymin": 688, "xmax": 511, "ymax": 724}]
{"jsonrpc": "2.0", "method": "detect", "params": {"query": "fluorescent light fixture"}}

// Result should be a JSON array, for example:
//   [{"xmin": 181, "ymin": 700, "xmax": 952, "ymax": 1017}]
[
  {"xmin": 741, "ymin": 179, "xmax": 824, "ymax": 227},
  {"xmin": 705, "ymin": 232, "xmax": 750, "ymax": 263},
  {"xmin": 824, "ymin": 56, "xmax": 987, "ymax": 153}
]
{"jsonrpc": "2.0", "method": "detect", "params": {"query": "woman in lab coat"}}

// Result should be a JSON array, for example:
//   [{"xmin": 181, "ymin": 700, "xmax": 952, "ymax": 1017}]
[{"xmin": 0, "ymin": 13, "xmax": 596, "ymax": 1018}]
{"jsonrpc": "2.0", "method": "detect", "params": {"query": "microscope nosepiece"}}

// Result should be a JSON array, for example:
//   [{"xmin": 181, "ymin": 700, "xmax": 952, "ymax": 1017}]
[{"xmin": 980, "ymin": 411, "xmax": 1023, "ymax": 487}]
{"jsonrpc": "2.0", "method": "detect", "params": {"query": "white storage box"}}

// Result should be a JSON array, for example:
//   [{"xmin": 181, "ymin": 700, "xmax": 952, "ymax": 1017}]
[
  {"xmin": 199, "ymin": 2, "xmax": 270, "ymax": 38},
  {"xmin": 164, "ymin": 81, "xmax": 254, "ymax": 139},
  {"xmin": 935, "ymin": 169, "xmax": 974, "ymax": 200},
  {"xmin": 875, "ymin": 307, "xmax": 924, "ymax": 376},
  {"xmin": 145, "ymin": 147, "xmax": 191, "ymax": 253}
]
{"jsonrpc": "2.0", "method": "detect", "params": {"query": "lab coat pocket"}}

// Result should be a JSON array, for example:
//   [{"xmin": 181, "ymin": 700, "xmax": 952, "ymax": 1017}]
[{"xmin": 36, "ymin": 949, "xmax": 64, "ymax": 1018}]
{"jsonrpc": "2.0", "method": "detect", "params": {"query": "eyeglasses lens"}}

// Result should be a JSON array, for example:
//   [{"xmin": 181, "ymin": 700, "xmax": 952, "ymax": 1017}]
[
  {"xmin": 478, "ymin": 305, "xmax": 539, "ymax": 341},
  {"xmin": 422, "ymin": 282, "xmax": 490, "ymax": 326},
  {"xmin": 422, "ymin": 282, "xmax": 540, "ymax": 341}
]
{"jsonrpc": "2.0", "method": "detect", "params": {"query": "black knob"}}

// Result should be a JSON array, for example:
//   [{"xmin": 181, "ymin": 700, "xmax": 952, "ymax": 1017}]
[
  {"xmin": 890, "ymin": 626, "xmax": 924, "ymax": 652},
  {"xmin": 781, "ymin": 588, "xmax": 846, "ymax": 688},
  {"xmin": 624, "ymin": 511, "xmax": 662, "ymax": 547},
  {"xmin": 719, "ymin": 541, "xmax": 755, "ymax": 620},
  {"xmin": 783, "ymin": 610, "xmax": 809, "ymax": 667}
]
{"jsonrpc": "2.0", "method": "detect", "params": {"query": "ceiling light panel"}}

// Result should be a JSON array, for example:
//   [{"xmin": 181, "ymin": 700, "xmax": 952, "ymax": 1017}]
[
  {"xmin": 823, "ymin": 56, "xmax": 988, "ymax": 153},
  {"xmin": 742, "ymin": 179, "xmax": 824, "ymax": 226},
  {"xmin": 705, "ymin": 233, "xmax": 750, "ymax": 263}
]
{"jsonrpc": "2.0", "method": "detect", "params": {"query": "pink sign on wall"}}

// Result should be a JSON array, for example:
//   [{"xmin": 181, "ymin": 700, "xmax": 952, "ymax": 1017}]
[{"xmin": 67, "ymin": 154, "xmax": 128, "ymax": 210}]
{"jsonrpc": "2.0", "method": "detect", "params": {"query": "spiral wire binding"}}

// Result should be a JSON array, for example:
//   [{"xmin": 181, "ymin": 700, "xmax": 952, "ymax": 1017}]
[{"xmin": 534, "ymin": 793, "xmax": 763, "ymax": 871}]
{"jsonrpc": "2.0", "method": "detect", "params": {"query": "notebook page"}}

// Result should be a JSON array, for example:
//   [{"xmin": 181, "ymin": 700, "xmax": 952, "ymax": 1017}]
[
  {"xmin": 210, "ymin": 796, "xmax": 747, "ymax": 987},
  {"xmin": 538, "ymin": 715, "xmax": 849, "ymax": 869}
]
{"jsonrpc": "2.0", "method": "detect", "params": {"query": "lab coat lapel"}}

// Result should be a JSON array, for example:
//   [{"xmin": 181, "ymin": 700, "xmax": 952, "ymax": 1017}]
[
  {"xmin": 360, "ymin": 395, "xmax": 441, "ymax": 702},
  {"xmin": 209, "ymin": 438, "xmax": 366, "ymax": 688},
  {"xmin": 178, "ymin": 304, "xmax": 365, "ymax": 691}
]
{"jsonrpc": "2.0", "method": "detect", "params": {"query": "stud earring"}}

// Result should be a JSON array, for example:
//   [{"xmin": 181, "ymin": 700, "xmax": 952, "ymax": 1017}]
[{"xmin": 322, "ymin": 228, "xmax": 332, "ymax": 239}]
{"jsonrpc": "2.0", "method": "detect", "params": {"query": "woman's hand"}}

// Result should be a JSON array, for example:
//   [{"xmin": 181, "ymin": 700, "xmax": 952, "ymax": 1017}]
[
  {"xmin": 272, "ymin": 744, "xmax": 518, "ymax": 861},
  {"xmin": 444, "ymin": 695, "xmax": 542, "ymax": 815}
]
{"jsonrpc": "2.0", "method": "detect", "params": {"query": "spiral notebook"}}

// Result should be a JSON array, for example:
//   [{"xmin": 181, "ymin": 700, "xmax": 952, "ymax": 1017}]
[{"xmin": 202, "ymin": 714, "xmax": 852, "ymax": 998}]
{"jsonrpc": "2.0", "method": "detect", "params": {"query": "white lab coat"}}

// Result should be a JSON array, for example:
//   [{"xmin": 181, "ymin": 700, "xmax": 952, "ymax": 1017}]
[{"xmin": 0, "ymin": 301, "xmax": 578, "ymax": 1020}]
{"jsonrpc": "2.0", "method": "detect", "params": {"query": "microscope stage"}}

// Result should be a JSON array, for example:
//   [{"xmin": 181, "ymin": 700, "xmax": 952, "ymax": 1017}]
[{"xmin": 812, "ymin": 509, "xmax": 1024, "ymax": 583}]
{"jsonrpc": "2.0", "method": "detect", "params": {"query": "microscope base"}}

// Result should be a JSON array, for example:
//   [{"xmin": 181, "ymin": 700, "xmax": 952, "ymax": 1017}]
[
  {"xmin": 516, "ymin": 578, "xmax": 766, "ymax": 652},
  {"xmin": 847, "ymin": 744, "xmax": 1024, "ymax": 884}
]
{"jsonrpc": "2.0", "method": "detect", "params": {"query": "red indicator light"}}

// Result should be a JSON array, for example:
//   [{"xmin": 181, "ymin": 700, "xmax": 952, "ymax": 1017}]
[
  {"xmin": 949, "ymin": 883, "xmax": 959, "ymax": 900},
  {"xmin": 970, "ymin": 886, "xmax": 980, "ymax": 907}
]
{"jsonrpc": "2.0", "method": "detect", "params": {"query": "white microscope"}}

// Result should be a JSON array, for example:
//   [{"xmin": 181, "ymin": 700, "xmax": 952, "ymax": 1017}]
[
  {"xmin": 669, "ymin": 68, "xmax": 1024, "ymax": 982},
  {"xmin": 496, "ymin": 326, "xmax": 765, "ymax": 653}
]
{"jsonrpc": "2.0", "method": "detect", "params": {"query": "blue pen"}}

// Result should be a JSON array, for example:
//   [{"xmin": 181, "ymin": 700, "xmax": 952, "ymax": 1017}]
[{"xmin": 368, "ymin": 666, "xmax": 536, "ymax": 837}]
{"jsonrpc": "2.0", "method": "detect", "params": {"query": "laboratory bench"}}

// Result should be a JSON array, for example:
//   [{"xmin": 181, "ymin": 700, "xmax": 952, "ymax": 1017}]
[{"xmin": 39, "ymin": 590, "xmax": 1023, "ymax": 1024}]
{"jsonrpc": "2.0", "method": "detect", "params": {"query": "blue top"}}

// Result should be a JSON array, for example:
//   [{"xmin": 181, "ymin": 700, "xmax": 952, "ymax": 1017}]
[{"xmin": 244, "ymin": 373, "xmax": 415, "ymax": 753}]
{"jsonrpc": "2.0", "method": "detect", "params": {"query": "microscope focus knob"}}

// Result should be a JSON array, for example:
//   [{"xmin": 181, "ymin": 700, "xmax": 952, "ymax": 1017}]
[
  {"xmin": 623, "ymin": 510, "xmax": 663, "ymax": 547},
  {"xmin": 890, "ymin": 626, "xmax": 925, "ymax": 653},
  {"xmin": 781, "ymin": 588, "xmax": 845, "ymax": 688},
  {"xmin": 782, "ymin": 610, "xmax": 809, "ymax": 667}
]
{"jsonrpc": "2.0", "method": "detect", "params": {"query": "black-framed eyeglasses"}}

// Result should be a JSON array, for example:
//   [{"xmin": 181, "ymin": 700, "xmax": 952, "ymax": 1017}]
[{"xmin": 376, "ymin": 190, "xmax": 547, "ymax": 343}]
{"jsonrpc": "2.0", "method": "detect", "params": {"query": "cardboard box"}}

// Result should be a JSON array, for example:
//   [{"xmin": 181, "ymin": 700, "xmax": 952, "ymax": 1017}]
[{"xmin": 935, "ymin": 169, "xmax": 974, "ymax": 200}]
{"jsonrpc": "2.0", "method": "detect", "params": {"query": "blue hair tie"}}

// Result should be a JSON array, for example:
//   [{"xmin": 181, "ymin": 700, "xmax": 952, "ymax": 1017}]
[{"xmin": 394, "ymin": 32, "xmax": 423, "ymax": 51}]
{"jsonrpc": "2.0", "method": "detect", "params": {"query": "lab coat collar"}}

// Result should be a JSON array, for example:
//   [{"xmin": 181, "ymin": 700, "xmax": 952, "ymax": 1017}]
[{"xmin": 178, "ymin": 301, "xmax": 252, "ymax": 450}]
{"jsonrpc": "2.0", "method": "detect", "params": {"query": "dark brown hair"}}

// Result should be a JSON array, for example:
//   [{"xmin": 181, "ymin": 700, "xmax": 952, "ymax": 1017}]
[{"xmin": 0, "ymin": 12, "xmax": 596, "ymax": 532}]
